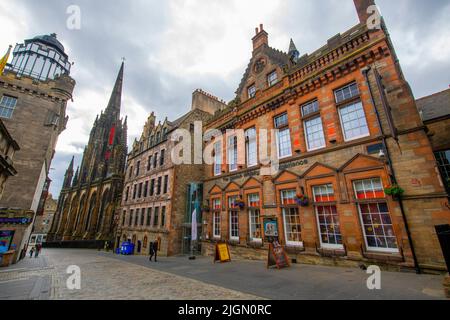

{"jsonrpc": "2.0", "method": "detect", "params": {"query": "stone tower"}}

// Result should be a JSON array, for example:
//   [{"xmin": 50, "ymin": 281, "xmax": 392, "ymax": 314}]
[{"xmin": 0, "ymin": 33, "xmax": 76, "ymax": 261}]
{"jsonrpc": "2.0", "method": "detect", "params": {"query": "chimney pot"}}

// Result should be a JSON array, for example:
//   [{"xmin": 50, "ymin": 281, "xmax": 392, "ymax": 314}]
[{"xmin": 260, "ymin": 24, "xmax": 263, "ymax": 31}]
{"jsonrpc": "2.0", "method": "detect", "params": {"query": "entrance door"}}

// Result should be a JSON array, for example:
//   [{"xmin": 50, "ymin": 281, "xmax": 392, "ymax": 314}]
[{"xmin": 137, "ymin": 240, "xmax": 142, "ymax": 253}]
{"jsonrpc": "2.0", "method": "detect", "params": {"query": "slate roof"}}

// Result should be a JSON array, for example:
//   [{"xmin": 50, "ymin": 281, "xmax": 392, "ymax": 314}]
[{"xmin": 416, "ymin": 88, "xmax": 450, "ymax": 122}]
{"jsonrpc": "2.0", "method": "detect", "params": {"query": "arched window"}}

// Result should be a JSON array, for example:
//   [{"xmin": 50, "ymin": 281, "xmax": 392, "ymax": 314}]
[
  {"xmin": 96, "ymin": 189, "xmax": 110, "ymax": 232},
  {"xmin": 74, "ymin": 194, "xmax": 86, "ymax": 229},
  {"xmin": 84, "ymin": 193, "xmax": 97, "ymax": 232}
]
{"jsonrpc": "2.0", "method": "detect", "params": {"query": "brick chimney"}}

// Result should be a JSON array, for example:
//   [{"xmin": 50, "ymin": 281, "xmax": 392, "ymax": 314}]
[
  {"xmin": 353, "ymin": 0, "xmax": 376, "ymax": 24},
  {"xmin": 252, "ymin": 24, "xmax": 268, "ymax": 52}
]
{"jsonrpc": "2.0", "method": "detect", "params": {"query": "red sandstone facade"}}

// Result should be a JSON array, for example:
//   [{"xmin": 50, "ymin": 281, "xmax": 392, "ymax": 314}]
[{"xmin": 200, "ymin": 0, "xmax": 449, "ymax": 273}]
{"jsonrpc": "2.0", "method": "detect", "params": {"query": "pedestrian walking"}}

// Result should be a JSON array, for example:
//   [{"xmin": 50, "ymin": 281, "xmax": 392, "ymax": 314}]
[
  {"xmin": 152, "ymin": 241, "xmax": 158, "ymax": 262},
  {"xmin": 29, "ymin": 247, "xmax": 34, "ymax": 258},
  {"xmin": 37, "ymin": 243, "xmax": 42, "ymax": 254},
  {"xmin": 34, "ymin": 246, "xmax": 39, "ymax": 258},
  {"xmin": 148, "ymin": 241, "xmax": 155, "ymax": 262}
]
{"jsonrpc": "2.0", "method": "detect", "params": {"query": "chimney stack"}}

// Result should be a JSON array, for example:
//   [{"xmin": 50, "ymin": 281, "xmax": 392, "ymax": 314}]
[
  {"xmin": 353, "ymin": 0, "xmax": 376, "ymax": 24},
  {"xmin": 252, "ymin": 23, "xmax": 268, "ymax": 52}
]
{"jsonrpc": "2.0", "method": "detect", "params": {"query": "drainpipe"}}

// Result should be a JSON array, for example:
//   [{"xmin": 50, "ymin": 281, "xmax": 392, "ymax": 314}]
[{"xmin": 362, "ymin": 66, "xmax": 421, "ymax": 274}]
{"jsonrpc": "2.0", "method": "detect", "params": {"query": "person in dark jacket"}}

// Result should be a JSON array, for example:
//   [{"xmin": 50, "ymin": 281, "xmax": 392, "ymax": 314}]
[
  {"xmin": 149, "ymin": 241, "xmax": 155, "ymax": 262},
  {"xmin": 152, "ymin": 241, "xmax": 158, "ymax": 262}
]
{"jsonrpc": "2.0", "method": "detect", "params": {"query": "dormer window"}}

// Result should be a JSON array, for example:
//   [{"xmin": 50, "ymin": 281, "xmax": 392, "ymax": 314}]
[
  {"xmin": 248, "ymin": 84, "xmax": 256, "ymax": 99},
  {"xmin": 267, "ymin": 70, "xmax": 278, "ymax": 87}
]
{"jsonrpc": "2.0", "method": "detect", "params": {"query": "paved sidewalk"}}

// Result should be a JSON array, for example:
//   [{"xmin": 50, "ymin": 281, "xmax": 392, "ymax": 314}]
[
  {"xmin": 0, "ymin": 252, "xmax": 52, "ymax": 300},
  {"xmin": 106, "ymin": 252, "xmax": 447, "ymax": 300},
  {"xmin": 0, "ymin": 249, "xmax": 447, "ymax": 300}
]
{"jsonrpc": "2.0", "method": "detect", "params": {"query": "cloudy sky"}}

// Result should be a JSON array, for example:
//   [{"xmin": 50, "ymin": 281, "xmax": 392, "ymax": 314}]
[{"xmin": 1, "ymin": 0, "xmax": 449, "ymax": 198}]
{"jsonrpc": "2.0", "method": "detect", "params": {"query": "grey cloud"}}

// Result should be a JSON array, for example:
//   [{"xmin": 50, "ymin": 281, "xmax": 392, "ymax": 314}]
[{"xmin": 9, "ymin": 0, "xmax": 448, "ymax": 198}]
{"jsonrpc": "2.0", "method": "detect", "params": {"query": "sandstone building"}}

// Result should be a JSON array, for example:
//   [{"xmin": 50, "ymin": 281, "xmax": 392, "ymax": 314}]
[
  {"xmin": 116, "ymin": 89, "xmax": 226, "ymax": 256},
  {"xmin": 416, "ymin": 88, "xmax": 450, "ymax": 196},
  {"xmin": 29, "ymin": 193, "xmax": 57, "ymax": 247},
  {"xmin": 47, "ymin": 63, "xmax": 127, "ymax": 245},
  {"xmin": 200, "ymin": 0, "xmax": 450, "ymax": 273},
  {"xmin": 0, "ymin": 34, "xmax": 75, "ymax": 261},
  {"xmin": 0, "ymin": 119, "xmax": 19, "ymax": 200}
]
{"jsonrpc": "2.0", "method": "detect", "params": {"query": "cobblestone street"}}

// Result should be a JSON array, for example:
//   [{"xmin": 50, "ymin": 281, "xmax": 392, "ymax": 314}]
[{"xmin": 0, "ymin": 249, "xmax": 447, "ymax": 300}]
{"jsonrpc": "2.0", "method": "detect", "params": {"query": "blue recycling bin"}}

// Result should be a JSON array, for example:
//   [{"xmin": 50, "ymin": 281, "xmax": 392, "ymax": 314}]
[{"xmin": 120, "ymin": 242, "xmax": 135, "ymax": 255}]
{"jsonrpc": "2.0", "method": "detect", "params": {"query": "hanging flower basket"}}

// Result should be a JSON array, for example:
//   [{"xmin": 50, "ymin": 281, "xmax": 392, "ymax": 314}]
[
  {"xmin": 201, "ymin": 204, "xmax": 210, "ymax": 212},
  {"xmin": 296, "ymin": 195, "xmax": 310, "ymax": 207},
  {"xmin": 384, "ymin": 185, "xmax": 405, "ymax": 198},
  {"xmin": 235, "ymin": 200, "xmax": 246, "ymax": 210}
]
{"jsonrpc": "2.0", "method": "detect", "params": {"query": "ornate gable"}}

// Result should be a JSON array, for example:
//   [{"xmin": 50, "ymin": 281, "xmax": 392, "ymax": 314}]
[
  {"xmin": 242, "ymin": 177, "xmax": 262, "ymax": 189},
  {"xmin": 224, "ymin": 181, "xmax": 240, "ymax": 192},
  {"xmin": 302, "ymin": 163, "xmax": 337, "ymax": 178},
  {"xmin": 339, "ymin": 154, "xmax": 385, "ymax": 172},
  {"xmin": 273, "ymin": 170, "xmax": 299, "ymax": 184}
]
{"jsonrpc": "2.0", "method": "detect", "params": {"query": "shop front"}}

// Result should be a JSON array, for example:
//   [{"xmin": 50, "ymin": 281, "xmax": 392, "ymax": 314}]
[
  {"xmin": 201, "ymin": 155, "xmax": 414, "ymax": 271},
  {"xmin": 0, "ymin": 209, "xmax": 34, "ymax": 266}
]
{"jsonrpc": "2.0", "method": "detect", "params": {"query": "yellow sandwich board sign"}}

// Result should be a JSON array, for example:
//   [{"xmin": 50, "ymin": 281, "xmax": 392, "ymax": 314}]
[{"xmin": 214, "ymin": 242, "xmax": 231, "ymax": 263}]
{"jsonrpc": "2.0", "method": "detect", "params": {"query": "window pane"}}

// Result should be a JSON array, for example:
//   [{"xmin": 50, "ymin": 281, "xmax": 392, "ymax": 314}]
[
  {"xmin": 268, "ymin": 71, "xmax": 278, "ymax": 86},
  {"xmin": 213, "ymin": 212, "xmax": 221, "ymax": 237},
  {"xmin": 283, "ymin": 207, "xmax": 302, "ymax": 244},
  {"xmin": 249, "ymin": 209, "xmax": 262, "ymax": 240},
  {"xmin": 230, "ymin": 211, "xmax": 239, "ymax": 239},
  {"xmin": 214, "ymin": 142, "xmax": 222, "ymax": 176},
  {"xmin": 339, "ymin": 101, "xmax": 369, "ymax": 141},
  {"xmin": 281, "ymin": 190, "xmax": 296, "ymax": 205},
  {"xmin": 358, "ymin": 202, "xmax": 398, "ymax": 250},
  {"xmin": 228, "ymin": 136, "xmax": 238, "ymax": 171},
  {"xmin": 301, "ymin": 100, "xmax": 319, "ymax": 117},
  {"xmin": 277, "ymin": 128, "xmax": 292, "ymax": 158},
  {"xmin": 335, "ymin": 82, "xmax": 359, "ymax": 103},
  {"xmin": 304, "ymin": 116, "xmax": 326, "ymax": 150},
  {"xmin": 0, "ymin": 96, "xmax": 18, "ymax": 119},
  {"xmin": 354, "ymin": 178, "xmax": 384, "ymax": 200},
  {"xmin": 274, "ymin": 113, "xmax": 288, "ymax": 128},
  {"xmin": 245, "ymin": 128, "xmax": 257, "ymax": 167},
  {"xmin": 313, "ymin": 184, "xmax": 335, "ymax": 202},
  {"xmin": 316, "ymin": 205, "xmax": 342, "ymax": 246},
  {"xmin": 248, "ymin": 193, "xmax": 260, "ymax": 207}
]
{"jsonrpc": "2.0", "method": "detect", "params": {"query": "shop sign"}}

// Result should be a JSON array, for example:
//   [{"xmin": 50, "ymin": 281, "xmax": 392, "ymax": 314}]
[
  {"xmin": 267, "ymin": 241, "xmax": 290, "ymax": 269},
  {"xmin": 214, "ymin": 242, "xmax": 231, "ymax": 263},
  {"xmin": 0, "ymin": 217, "xmax": 31, "ymax": 225}
]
